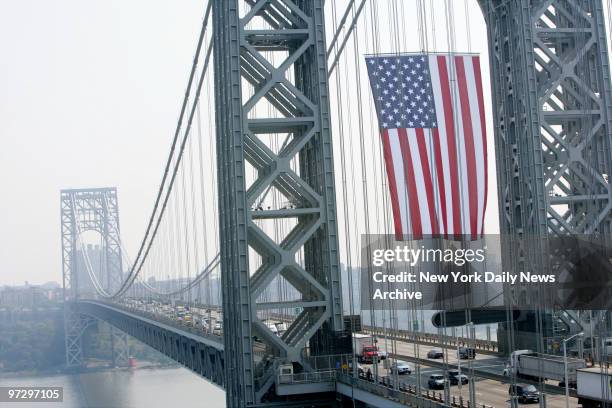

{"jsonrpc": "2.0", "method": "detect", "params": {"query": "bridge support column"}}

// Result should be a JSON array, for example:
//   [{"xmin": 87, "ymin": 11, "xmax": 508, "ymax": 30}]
[
  {"xmin": 64, "ymin": 304, "xmax": 95, "ymax": 368},
  {"xmin": 60, "ymin": 188, "xmax": 126, "ymax": 368},
  {"xmin": 213, "ymin": 0, "xmax": 346, "ymax": 405},
  {"xmin": 110, "ymin": 326, "xmax": 130, "ymax": 367},
  {"xmin": 478, "ymin": 0, "xmax": 612, "ymax": 352}
]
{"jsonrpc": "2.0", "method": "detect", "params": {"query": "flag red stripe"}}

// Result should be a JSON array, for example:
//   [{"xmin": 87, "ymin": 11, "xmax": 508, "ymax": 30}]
[
  {"xmin": 437, "ymin": 56, "xmax": 462, "ymax": 236},
  {"xmin": 472, "ymin": 56, "xmax": 488, "ymax": 236},
  {"xmin": 431, "ymin": 128, "xmax": 448, "ymax": 238},
  {"xmin": 455, "ymin": 56, "xmax": 479, "ymax": 239},
  {"xmin": 398, "ymin": 128, "xmax": 423, "ymax": 239},
  {"xmin": 415, "ymin": 129, "xmax": 440, "ymax": 235},
  {"xmin": 381, "ymin": 129, "xmax": 404, "ymax": 240}
]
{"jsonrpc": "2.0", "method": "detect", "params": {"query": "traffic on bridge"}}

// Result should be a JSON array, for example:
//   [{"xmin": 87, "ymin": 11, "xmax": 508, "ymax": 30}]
[
  {"xmin": 57, "ymin": 0, "xmax": 612, "ymax": 406},
  {"xmin": 2, "ymin": 0, "xmax": 612, "ymax": 407}
]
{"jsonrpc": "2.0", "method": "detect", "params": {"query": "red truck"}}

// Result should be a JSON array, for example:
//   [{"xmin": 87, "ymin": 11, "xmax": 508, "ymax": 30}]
[
  {"xmin": 353, "ymin": 333, "xmax": 384, "ymax": 363},
  {"xmin": 361, "ymin": 345, "xmax": 379, "ymax": 363}
]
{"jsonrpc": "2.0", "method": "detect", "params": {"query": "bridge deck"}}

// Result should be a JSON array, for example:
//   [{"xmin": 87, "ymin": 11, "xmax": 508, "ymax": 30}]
[
  {"xmin": 77, "ymin": 301, "xmax": 225, "ymax": 388},
  {"xmin": 76, "ymin": 300, "xmax": 580, "ymax": 408}
]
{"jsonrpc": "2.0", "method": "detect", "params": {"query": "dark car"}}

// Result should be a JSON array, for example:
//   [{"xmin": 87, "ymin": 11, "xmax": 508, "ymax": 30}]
[
  {"xmin": 427, "ymin": 348, "xmax": 444, "ymax": 359},
  {"xmin": 509, "ymin": 383, "xmax": 540, "ymax": 404},
  {"xmin": 458, "ymin": 347, "xmax": 476, "ymax": 359},
  {"xmin": 447, "ymin": 370, "xmax": 469, "ymax": 385},
  {"xmin": 558, "ymin": 380, "xmax": 577, "ymax": 389},
  {"xmin": 428, "ymin": 374, "xmax": 446, "ymax": 390}
]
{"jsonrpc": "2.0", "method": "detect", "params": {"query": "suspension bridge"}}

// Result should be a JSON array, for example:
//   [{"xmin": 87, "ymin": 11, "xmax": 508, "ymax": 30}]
[{"xmin": 60, "ymin": 1, "xmax": 612, "ymax": 407}]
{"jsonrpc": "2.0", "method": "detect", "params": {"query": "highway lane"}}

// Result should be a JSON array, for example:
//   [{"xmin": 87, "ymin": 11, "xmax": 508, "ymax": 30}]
[
  {"xmin": 355, "ymin": 362, "xmax": 578, "ymax": 408},
  {"xmin": 358, "ymin": 341, "xmax": 579, "ymax": 408}
]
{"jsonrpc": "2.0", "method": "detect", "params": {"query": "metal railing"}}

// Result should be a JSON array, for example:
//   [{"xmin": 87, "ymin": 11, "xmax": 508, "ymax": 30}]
[
  {"xmin": 363, "ymin": 326, "xmax": 498, "ymax": 353},
  {"xmin": 278, "ymin": 370, "xmax": 337, "ymax": 384},
  {"xmin": 94, "ymin": 300, "xmax": 223, "ymax": 342},
  {"xmin": 337, "ymin": 372, "xmax": 495, "ymax": 408}
]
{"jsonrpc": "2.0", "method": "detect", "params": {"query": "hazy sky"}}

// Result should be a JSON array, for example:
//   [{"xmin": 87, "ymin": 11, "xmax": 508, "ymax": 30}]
[
  {"xmin": 2, "ymin": 1, "xmax": 588, "ymax": 287},
  {"xmin": 0, "ymin": 0, "xmax": 204, "ymax": 285}
]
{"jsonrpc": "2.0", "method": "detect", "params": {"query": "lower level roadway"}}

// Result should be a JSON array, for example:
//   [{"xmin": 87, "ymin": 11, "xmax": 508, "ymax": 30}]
[{"xmin": 357, "ymin": 341, "xmax": 578, "ymax": 407}]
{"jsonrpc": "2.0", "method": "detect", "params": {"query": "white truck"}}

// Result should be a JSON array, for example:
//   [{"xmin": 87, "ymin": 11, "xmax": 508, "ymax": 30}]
[
  {"xmin": 507, "ymin": 350, "xmax": 586, "ymax": 385},
  {"xmin": 576, "ymin": 367, "xmax": 612, "ymax": 408},
  {"xmin": 353, "ymin": 333, "xmax": 374, "ymax": 352}
]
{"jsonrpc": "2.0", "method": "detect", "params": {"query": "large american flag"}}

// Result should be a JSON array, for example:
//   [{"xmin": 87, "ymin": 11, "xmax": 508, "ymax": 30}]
[{"xmin": 366, "ymin": 54, "xmax": 488, "ymax": 240}]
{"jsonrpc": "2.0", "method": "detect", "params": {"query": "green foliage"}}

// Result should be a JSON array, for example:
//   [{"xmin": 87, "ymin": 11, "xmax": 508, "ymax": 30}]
[
  {"xmin": 0, "ymin": 307, "xmax": 175, "ymax": 374},
  {"xmin": 0, "ymin": 315, "xmax": 65, "ymax": 372}
]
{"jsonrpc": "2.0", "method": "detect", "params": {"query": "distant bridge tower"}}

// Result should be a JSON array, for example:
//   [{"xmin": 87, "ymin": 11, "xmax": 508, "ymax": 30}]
[
  {"xmin": 479, "ymin": 0, "xmax": 612, "ymax": 349},
  {"xmin": 213, "ymin": 0, "xmax": 347, "ymax": 405},
  {"xmin": 60, "ymin": 187, "xmax": 129, "ymax": 368}
]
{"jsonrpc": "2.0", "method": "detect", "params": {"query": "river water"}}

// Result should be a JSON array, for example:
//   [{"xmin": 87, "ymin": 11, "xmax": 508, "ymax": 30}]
[{"xmin": 0, "ymin": 367, "xmax": 225, "ymax": 408}]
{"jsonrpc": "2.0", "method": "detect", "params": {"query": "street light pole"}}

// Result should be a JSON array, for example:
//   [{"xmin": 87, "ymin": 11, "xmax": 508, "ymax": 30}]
[
  {"xmin": 458, "ymin": 322, "xmax": 473, "ymax": 401},
  {"xmin": 563, "ymin": 332, "xmax": 584, "ymax": 408}
]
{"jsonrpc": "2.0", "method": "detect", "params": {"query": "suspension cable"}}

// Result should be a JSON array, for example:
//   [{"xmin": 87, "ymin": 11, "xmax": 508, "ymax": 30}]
[{"xmin": 111, "ymin": 3, "xmax": 213, "ymax": 297}]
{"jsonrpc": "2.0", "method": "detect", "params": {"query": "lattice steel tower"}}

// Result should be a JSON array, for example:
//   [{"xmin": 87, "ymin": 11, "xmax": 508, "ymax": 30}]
[
  {"xmin": 61, "ymin": 188, "xmax": 129, "ymax": 368},
  {"xmin": 479, "ymin": 0, "xmax": 612, "ymax": 349},
  {"xmin": 213, "ymin": 0, "xmax": 346, "ymax": 406}
]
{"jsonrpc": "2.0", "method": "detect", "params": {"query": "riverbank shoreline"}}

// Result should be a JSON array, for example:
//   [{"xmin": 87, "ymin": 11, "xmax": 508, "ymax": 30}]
[{"xmin": 0, "ymin": 361, "xmax": 179, "ymax": 379}]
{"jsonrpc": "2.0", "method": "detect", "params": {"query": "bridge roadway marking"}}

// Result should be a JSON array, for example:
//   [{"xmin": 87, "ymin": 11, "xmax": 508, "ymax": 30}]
[{"xmin": 78, "ymin": 300, "xmax": 224, "ymax": 351}]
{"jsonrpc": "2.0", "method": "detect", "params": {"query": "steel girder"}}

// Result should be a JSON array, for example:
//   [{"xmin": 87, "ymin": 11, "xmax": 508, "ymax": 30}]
[
  {"xmin": 63, "ymin": 303, "xmax": 96, "ymax": 368},
  {"xmin": 478, "ymin": 0, "xmax": 612, "ymax": 317},
  {"xmin": 480, "ymin": 0, "xmax": 612, "ymax": 240},
  {"xmin": 213, "ymin": 0, "xmax": 343, "ymax": 405},
  {"xmin": 61, "ymin": 188, "xmax": 125, "ymax": 367},
  {"xmin": 110, "ymin": 325, "xmax": 130, "ymax": 367},
  {"xmin": 77, "ymin": 301, "xmax": 226, "ymax": 387},
  {"xmin": 60, "ymin": 188, "xmax": 124, "ymax": 297}
]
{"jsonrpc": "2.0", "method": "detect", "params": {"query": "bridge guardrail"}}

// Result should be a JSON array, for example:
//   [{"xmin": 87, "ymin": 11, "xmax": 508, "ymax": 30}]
[
  {"xmin": 99, "ymin": 301, "xmax": 223, "ymax": 342},
  {"xmin": 363, "ymin": 326, "xmax": 498, "ymax": 354},
  {"xmin": 337, "ymin": 372, "xmax": 494, "ymax": 408},
  {"xmin": 278, "ymin": 370, "xmax": 336, "ymax": 384}
]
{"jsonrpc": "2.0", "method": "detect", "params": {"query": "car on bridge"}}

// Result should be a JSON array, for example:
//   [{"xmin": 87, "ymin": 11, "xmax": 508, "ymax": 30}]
[
  {"xmin": 457, "ymin": 346, "xmax": 476, "ymax": 359},
  {"xmin": 427, "ymin": 374, "xmax": 447, "ymax": 390},
  {"xmin": 508, "ymin": 383, "xmax": 540, "ymax": 404},
  {"xmin": 360, "ymin": 346, "xmax": 379, "ymax": 364},
  {"xmin": 389, "ymin": 361, "xmax": 412, "ymax": 375},
  {"xmin": 427, "ymin": 348, "xmax": 444, "ymax": 359},
  {"xmin": 447, "ymin": 370, "xmax": 468, "ymax": 385}
]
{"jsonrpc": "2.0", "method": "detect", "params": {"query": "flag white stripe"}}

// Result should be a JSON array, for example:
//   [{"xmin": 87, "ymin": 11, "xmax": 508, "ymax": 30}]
[
  {"xmin": 463, "ymin": 57, "xmax": 486, "ymax": 236},
  {"xmin": 407, "ymin": 129, "xmax": 432, "ymax": 234},
  {"xmin": 429, "ymin": 55, "xmax": 454, "ymax": 236},
  {"xmin": 448, "ymin": 56, "xmax": 471, "ymax": 236},
  {"xmin": 424, "ymin": 128, "xmax": 445, "ymax": 233},
  {"xmin": 389, "ymin": 129, "xmax": 411, "ymax": 236}
]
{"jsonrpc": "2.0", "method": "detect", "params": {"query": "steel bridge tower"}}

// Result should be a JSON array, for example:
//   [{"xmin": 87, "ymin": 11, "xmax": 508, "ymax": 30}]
[
  {"xmin": 61, "ymin": 187, "xmax": 129, "ymax": 368},
  {"xmin": 479, "ymin": 0, "xmax": 612, "ymax": 350},
  {"xmin": 213, "ymin": 0, "xmax": 347, "ymax": 405}
]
